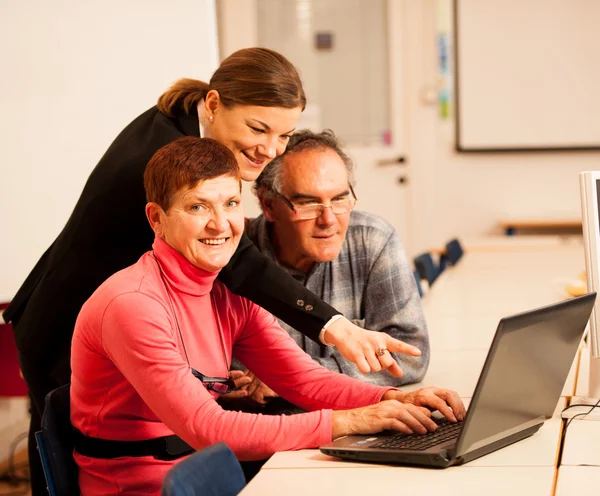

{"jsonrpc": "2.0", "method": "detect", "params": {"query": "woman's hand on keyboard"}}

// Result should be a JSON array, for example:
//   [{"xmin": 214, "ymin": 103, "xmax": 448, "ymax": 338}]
[
  {"xmin": 331, "ymin": 400, "xmax": 438, "ymax": 439},
  {"xmin": 383, "ymin": 387, "xmax": 466, "ymax": 423}
]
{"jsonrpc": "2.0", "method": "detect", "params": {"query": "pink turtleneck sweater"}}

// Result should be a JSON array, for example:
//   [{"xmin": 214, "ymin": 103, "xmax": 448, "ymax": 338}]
[{"xmin": 71, "ymin": 238, "xmax": 390, "ymax": 495}]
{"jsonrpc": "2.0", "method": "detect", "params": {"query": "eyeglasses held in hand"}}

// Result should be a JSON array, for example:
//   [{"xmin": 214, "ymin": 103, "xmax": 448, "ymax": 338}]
[
  {"xmin": 278, "ymin": 185, "xmax": 358, "ymax": 220},
  {"xmin": 191, "ymin": 368, "xmax": 238, "ymax": 395}
]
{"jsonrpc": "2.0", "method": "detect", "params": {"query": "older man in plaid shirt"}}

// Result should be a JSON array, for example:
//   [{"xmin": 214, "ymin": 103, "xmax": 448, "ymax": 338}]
[{"xmin": 237, "ymin": 129, "xmax": 429, "ymax": 408}]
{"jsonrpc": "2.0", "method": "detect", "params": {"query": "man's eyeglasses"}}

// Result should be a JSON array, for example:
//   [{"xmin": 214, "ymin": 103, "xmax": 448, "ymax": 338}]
[
  {"xmin": 191, "ymin": 368, "xmax": 238, "ymax": 395},
  {"xmin": 277, "ymin": 185, "xmax": 358, "ymax": 221}
]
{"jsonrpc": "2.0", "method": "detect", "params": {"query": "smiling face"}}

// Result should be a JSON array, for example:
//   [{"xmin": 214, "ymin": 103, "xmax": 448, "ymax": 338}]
[
  {"xmin": 146, "ymin": 175, "xmax": 244, "ymax": 272},
  {"xmin": 261, "ymin": 148, "xmax": 352, "ymax": 273},
  {"xmin": 203, "ymin": 91, "xmax": 303, "ymax": 182}
]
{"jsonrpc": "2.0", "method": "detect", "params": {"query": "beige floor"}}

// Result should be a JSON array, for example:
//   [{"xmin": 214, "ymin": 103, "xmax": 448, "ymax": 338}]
[
  {"xmin": 0, "ymin": 447, "xmax": 30, "ymax": 495},
  {"xmin": 0, "ymin": 394, "xmax": 30, "ymax": 495}
]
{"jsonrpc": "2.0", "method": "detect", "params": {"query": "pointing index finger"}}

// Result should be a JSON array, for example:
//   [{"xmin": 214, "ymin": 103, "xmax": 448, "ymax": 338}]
[{"xmin": 385, "ymin": 338, "xmax": 421, "ymax": 356}]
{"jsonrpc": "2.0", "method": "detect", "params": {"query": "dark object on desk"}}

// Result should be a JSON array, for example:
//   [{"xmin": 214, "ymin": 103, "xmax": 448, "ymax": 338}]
[
  {"xmin": 441, "ymin": 238, "xmax": 464, "ymax": 268},
  {"xmin": 34, "ymin": 384, "xmax": 79, "ymax": 496},
  {"xmin": 500, "ymin": 219, "xmax": 583, "ymax": 236},
  {"xmin": 161, "ymin": 442, "xmax": 246, "ymax": 496},
  {"xmin": 320, "ymin": 293, "xmax": 596, "ymax": 467},
  {"xmin": 413, "ymin": 253, "xmax": 443, "ymax": 286}
]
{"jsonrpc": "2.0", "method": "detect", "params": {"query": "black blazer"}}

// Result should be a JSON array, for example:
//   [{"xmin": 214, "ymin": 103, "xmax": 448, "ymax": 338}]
[{"xmin": 4, "ymin": 105, "xmax": 337, "ymax": 373}]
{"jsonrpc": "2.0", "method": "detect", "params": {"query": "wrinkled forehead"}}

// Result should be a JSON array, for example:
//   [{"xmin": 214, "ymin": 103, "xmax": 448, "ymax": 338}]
[{"xmin": 281, "ymin": 148, "xmax": 350, "ymax": 198}]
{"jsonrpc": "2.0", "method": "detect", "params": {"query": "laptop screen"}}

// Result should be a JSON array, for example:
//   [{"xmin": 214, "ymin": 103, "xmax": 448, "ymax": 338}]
[{"xmin": 455, "ymin": 295, "xmax": 594, "ymax": 457}]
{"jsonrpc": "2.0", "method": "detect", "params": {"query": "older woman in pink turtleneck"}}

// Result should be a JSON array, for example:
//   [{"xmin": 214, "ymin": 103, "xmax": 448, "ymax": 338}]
[{"xmin": 70, "ymin": 137, "xmax": 464, "ymax": 495}]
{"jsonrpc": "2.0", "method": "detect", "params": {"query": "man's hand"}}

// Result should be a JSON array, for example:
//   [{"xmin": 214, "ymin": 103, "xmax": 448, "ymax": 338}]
[
  {"xmin": 245, "ymin": 370, "xmax": 279, "ymax": 406},
  {"xmin": 383, "ymin": 387, "xmax": 466, "ymax": 422},
  {"xmin": 324, "ymin": 317, "xmax": 421, "ymax": 377},
  {"xmin": 218, "ymin": 370, "xmax": 253, "ymax": 402}
]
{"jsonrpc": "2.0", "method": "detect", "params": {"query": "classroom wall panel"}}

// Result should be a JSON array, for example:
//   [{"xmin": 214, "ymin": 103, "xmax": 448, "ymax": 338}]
[{"xmin": 0, "ymin": 0, "xmax": 218, "ymax": 301}]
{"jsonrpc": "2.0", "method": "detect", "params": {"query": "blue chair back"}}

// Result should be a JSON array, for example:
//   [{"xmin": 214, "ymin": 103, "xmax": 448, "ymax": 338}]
[
  {"xmin": 413, "ymin": 253, "xmax": 442, "ymax": 286},
  {"xmin": 35, "ymin": 384, "xmax": 79, "ymax": 496},
  {"xmin": 162, "ymin": 442, "xmax": 246, "ymax": 496},
  {"xmin": 445, "ymin": 238, "xmax": 464, "ymax": 265}
]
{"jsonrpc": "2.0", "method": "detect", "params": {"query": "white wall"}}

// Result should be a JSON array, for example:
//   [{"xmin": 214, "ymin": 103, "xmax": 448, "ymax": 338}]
[
  {"xmin": 405, "ymin": 0, "xmax": 600, "ymax": 254},
  {"xmin": 412, "ymin": 123, "xmax": 599, "ymax": 253},
  {"xmin": 4, "ymin": 1, "xmax": 597, "ymax": 303},
  {"xmin": 218, "ymin": 0, "xmax": 600, "ymax": 256},
  {"xmin": 256, "ymin": 0, "xmax": 390, "ymax": 146},
  {"xmin": 217, "ymin": 0, "xmax": 258, "ymax": 58},
  {"xmin": 0, "ymin": 0, "xmax": 219, "ymax": 302}
]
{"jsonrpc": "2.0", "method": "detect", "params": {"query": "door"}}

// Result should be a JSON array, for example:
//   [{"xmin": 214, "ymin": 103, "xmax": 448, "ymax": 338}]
[{"xmin": 219, "ymin": 0, "xmax": 413, "ymax": 252}]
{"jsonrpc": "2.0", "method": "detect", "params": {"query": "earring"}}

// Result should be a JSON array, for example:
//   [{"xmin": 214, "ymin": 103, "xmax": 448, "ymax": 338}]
[
  {"xmin": 208, "ymin": 115, "xmax": 214, "ymax": 123},
  {"xmin": 156, "ymin": 230, "xmax": 163, "ymax": 238}
]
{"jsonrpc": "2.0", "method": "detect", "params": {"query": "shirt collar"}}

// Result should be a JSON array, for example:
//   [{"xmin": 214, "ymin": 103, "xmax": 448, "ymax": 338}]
[
  {"xmin": 249, "ymin": 215, "xmax": 323, "ymax": 281},
  {"xmin": 251, "ymin": 215, "xmax": 280, "ymax": 261}
]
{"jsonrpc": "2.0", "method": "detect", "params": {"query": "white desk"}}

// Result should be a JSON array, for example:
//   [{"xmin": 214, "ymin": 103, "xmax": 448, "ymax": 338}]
[
  {"xmin": 448, "ymin": 247, "xmax": 583, "ymax": 273},
  {"xmin": 400, "ymin": 350, "xmax": 487, "ymax": 397},
  {"xmin": 260, "ymin": 399, "xmax": 565, "ymax": 472},
  {"xmin": 241, "ymin": 467, "xmax": 556, "ymax": 496},
  {"xmin": 422, "ymin": 248, "xmax": 585, "ymax": 319},
  {"xmin": 555, "ymin": 466, "xmax": 600, "ymax": 494},
  {"xmin": 561, "ymin": 411, "xmax": 600, "ymax": 466},
  {"xmin": 243, "ymin": 244, "xmax": 588, "ymax": 495},
  {"xmin": 556, "ymin": 348, "xmax": 600, "ymax": 496},
  {"xmin": 458, "ymin": 235, "xmax": 582, "ymax": 253},
  {"xmin": 422, "ymin": 275, "xmax": 574, "ymax": 319},
  {"xmin": 425, "ymin": 313, "xmax": 500, "ymax": 351}
]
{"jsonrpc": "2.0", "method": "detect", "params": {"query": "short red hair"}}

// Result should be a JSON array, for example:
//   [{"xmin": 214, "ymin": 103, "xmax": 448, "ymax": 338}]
[{"xmin": 144, "ymin": 137, "xmax": 240, "ymax": 212}]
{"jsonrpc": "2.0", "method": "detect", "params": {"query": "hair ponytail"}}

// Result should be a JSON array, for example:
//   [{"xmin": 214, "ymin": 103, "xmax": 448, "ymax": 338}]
[
  {"xmin": 157, "ymin": 78, "xmax": 209, "ymax": 117},
  {"xmin": 157, "ymin": 48, "xmax": 306, "ymax": 118}
]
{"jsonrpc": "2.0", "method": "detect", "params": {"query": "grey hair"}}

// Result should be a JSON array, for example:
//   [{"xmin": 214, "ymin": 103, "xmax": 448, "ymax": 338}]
[{"xmin": 253, "ymin": 129, "xmax": 354, "ymax": 197}]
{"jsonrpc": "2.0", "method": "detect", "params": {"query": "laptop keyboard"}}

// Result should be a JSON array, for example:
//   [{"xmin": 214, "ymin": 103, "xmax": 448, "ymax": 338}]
[{"xmin": 370, "ymin": 418, "xmax": 463, "ymax": 451}]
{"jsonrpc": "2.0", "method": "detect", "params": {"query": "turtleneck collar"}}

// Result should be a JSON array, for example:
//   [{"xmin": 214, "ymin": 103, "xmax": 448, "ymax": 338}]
[{"xmin": 152, "ymin": 237, "xmax": 219, "ymax": 296}]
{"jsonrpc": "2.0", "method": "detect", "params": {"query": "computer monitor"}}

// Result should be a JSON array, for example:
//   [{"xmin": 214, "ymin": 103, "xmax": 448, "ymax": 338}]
[{"xmin": 578, "ymin": 171, "xmax": 600, "ymax": 399}]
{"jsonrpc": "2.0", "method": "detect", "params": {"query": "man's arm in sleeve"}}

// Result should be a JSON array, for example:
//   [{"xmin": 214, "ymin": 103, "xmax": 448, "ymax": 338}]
[{"xmin": 334, "ymin": 230, "xmax": 430, "ymax": 385}]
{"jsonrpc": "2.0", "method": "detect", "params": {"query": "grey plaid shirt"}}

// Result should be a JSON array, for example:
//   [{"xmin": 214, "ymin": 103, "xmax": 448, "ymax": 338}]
[{"xmin": 245, "ymin": 210, "xmax": 430, "ymax": 386}]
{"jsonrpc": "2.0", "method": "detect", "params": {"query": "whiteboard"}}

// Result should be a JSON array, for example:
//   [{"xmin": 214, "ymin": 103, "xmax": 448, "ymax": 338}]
[{"xmin": 455, "ymin": 0, "xmax": 600, "ymax": 151}]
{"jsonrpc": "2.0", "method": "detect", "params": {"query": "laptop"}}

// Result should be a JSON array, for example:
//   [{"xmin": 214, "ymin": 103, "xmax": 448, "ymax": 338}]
[{"xmin": 320, "ymin": 293, "xmax": 596, "ymax": 468}]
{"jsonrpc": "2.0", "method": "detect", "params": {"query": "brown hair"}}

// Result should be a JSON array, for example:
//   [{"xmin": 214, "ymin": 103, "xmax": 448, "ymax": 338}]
[
  {"xmin": 144, "ymin": 137, "xmax": 240, "ymax": 212},
  {"xmin": 157, "ymin": 47, "xmax": 306, "ymax": 117}
]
